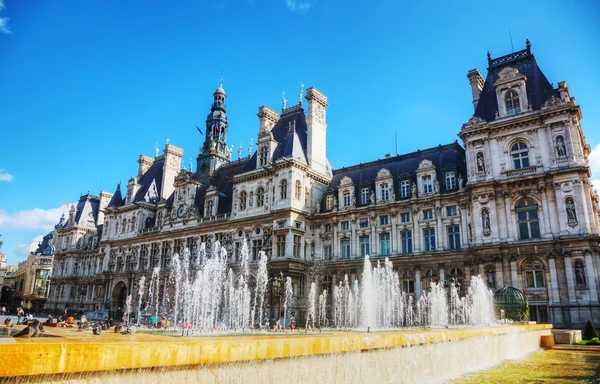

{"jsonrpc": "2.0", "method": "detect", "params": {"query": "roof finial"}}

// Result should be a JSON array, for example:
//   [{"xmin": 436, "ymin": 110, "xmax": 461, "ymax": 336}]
[
  {"xmin": 526, "ymin": 38, "xmax": 531, "ymax": 54},
  {"xmin": 219, "ymin": 66, "xmax": 224, "ymax": 89},
  {"xmin": 155, "ymin": 142, "xmax": 159, "ymax": 157},
  {"xmin": 282, "ymin": 91, "xmax": 287, "ymax": 110},
  {"xmin": 166, "ymin": 138, "xmax": 170, "ymax": 144},
  {"xmin": 487, "ymin": 51, "xmax": 492, "ymax": 66},
  {"xmin": 299, "ymin": 83, "xmax": 304, "ymax": 105},
  {"xmin": 238, "ymin": 142, "xmax": 243, "ymax": 159},
  {"xmin": 248, "ymin": 138, "xmax": 253, "ymax": 157},
  {"xmin": 189, "ymin": 158, "xmax": 194, "ymax": 172}
]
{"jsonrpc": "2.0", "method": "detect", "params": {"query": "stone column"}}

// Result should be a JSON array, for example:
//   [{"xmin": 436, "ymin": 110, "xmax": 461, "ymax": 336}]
[
  {"xmin": 460, "ymin": 204, "xmax": 468, "ymax": 247},
  {"xmin": 548, "ymin": 257, "xmax": 560, "ymax": 304},
  {"xmin": 539, "ymin": 185, "xmax": 554, "ymax": 238},
  {"xmin": 391, "ymin": 215, "xmax": 397, "ymax": 254},
  {"xmin": 564, "ymin": 255, "xmax": 577, "ymax": 303},
  {"xmin": 585, "ymin": 253, "xmax": 599, "ymax": 304},
  {"xmin": 351, "ymin": 223, "xmax": 356, "ymax": 258},
  {"xmin": 510, "ymin": 257, "xmax": 520, "ymax": 290},
  {"xmin": 504, "ymin": 194, "xmax": 514, "ymax": 241},
  {"xmin": 415, "ymin": 268, "xmax": 422, "ymax": 300},
  {"xmin": 333, "ymin": 226, "xmax": 338, "ymax": 259},
  {"xmin": 371, "ymin": 221, "xmax": 377, "ymax": 256},
  {"xmin": 495, "ymin": 259, "xmax": 504, "ymax": 288},
  {"xmin": 413, "ymin": 210, "xmax": 420, "ymax": 252}
]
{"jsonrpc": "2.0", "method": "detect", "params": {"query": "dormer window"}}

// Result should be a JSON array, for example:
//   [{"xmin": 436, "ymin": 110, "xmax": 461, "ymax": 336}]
[
  {"xmin": 505, "ymin": 90, "xmax": 521, "ymax": 115},
  {"xmin": 400, "ymin": 180, "xmax": 410, "ymax": 199},
  {"xmin": 343, "ymin": 190, "xmax": 351, "ymax": 207},
  {"xmin": 326, "ymin": 195, "xmax": 334, "ymax": 210},
  {"xmin": 511, "ymin": 142, "xmax": 530, "ymax": 169},
  {"xmin": 361, "ymin": 187, "xmax": 370, "ymax": 205},
  {"xmin": 380, "ymin": 182, "xmax": 389, "ymax": 201},
  {"xmin": 422, "ymin": 175, "xmax": 433, "ymax": 194},
  {"xmin": 445, "ymin": 171, "xmax": 456, "ymax": 190}
]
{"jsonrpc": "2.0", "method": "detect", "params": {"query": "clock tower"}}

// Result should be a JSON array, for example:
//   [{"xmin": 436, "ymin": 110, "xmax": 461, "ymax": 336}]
[{"xmin": 196, "ymin": 84, "xmax": 233, "ymax": 178}]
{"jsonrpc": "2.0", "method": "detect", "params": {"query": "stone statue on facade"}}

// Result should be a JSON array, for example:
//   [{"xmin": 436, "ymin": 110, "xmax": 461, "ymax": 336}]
[
  {"xmin": 556, "ymin": 136, "xmax": 567, "ymax": 157},
  {"xmin": 411, "ymin": 182, "xmax": 417, "ymax": 197},
  {"xmin": 575, "ymin": 263, "xmax": 587, "ymax": 287},
  {"xmin": 566, "ymin": 199, "xmax": 577, "ymax": 222},
  {"xmin": 434, "ymin": 178, "xmax": 440, "ymax": 193},
  {"xmin": 352, "ymin": 194, "xmax": 356, "ymax": 207},
  {"xmin": 370, "ymin": 190, "xmax": 375, "ymax": 205},
  {"xmin": 477, "ymin": 152, "xmax": 485, "ymax": 173},
  {"xmin": 333, "ymin": 196, "xmax": 338, "ymax": 209},
  {"xmin": 315, "ymin": 199, "xmax": 321, "ymax": 214},
  {"xmin": 482, "ymin": 210, "xmax": 491, "ymax": 233},
  {"xmin": 487, "ymin": 270, "xmax": 495, "ymax": 286},
  {"xmin": 458, "ymin": 174, "xmax": 464, "ymax": 190}
]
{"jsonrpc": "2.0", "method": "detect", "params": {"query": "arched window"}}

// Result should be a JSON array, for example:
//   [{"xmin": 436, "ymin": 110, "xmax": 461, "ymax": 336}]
[
  {"xmin": 326, "ymin": 195, "xmax": 334, "ymax": 210},
  {"xmin": 447, "ymin": 267, "xmax": 464, "ymax": 287},
  {"xmin": 511, "ymin": 142, "xmax": 530, "ymax": 169},
  {"xmin": 280, "ymin": 180, "xmax": 288, "ymax": 200},
  {"xmin": 256, "ymin": 187, "xmax": 264, "ymax": 207},
  {"xmin": 505, "ymin": 90, "xmax": 521, "ymax": 115},
  {"xmin": 523, "ymin": 259, "xmax": 545, "ymax": 288},
  {"xmin": 401, "ymin": 270, "xmax": 415, "ymax": 293},
  {"xmin": 239, "ymin": 191, "xmax": 247, "ymax": 211},
  {"xmin": 295, "ymin": 180, "xmax": 302, "ymax": 200},
  {"xmin": 574, "ymin": 260, "xmax": 587, "ymax": 288},
  {"xmin": 423, "ymin": 269, "xmax": 439, "ymax": 288},
  {"xmin": 516, "ymin": 198, "xmax": 540, "ymax": 240}
]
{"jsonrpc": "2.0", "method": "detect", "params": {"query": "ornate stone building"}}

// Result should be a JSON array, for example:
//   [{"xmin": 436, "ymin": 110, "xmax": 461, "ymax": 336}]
[{"xmin": 46, "ymin": 41, "xmax": 600, "ymax": 328}]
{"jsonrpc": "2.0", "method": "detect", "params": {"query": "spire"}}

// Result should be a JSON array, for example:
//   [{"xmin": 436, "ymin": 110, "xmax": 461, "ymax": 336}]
[
  {"xmin": 299, "ymin": 83, "xmax": 304, "ymax": 106},
  {"xmin": 282, "ymin": 91, "xmax": 287, "ymax": 111}
]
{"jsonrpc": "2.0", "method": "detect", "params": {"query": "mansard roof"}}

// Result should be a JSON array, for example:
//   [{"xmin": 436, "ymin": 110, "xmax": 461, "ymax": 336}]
[
  {"xmin": 107, "ymin": 183, "xmax": 125, "ymax": 208},
  {"xmin": 323, "ymin": 142, "xmax": 466, "ymax": 206},
  {"xmin": 73, "ymin": 193, "xmax": 100, "ymax": 227},
  {"xmin": 474, "ymin": 43, "xmax": 557, "ymax": 122},
  {"xmin": 133, "ymin": 157, "xmax": 164, "ymax": 203},
  {"xmin": 270, "ymin": 105, "xmax": 308, "ymax": 163}
]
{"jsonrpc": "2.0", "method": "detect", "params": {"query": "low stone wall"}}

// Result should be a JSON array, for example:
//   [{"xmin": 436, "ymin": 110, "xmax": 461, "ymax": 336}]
[{"xmin": 1, "ymin": 324, "xmax": 552, "ymax": 381}]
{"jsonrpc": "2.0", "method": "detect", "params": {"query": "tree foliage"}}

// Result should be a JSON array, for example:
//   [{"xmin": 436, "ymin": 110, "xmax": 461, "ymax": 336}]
[{"xmin": 584, "ymin": 320, "xmax": 599, "ymax": 340}]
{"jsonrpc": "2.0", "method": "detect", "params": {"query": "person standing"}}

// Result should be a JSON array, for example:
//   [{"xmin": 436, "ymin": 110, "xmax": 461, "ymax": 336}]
[{"xmin": 16, "ymin": 307, "xmax": 24, "ymax": 325}]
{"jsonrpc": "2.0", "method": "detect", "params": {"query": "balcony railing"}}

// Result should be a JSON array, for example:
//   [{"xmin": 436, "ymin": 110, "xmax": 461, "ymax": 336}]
[{"xmin": 504, "ymin": 166, "xmax": 539, "ymax": 178}]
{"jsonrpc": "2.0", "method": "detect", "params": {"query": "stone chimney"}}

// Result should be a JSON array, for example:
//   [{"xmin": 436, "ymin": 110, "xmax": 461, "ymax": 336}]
[
  {"xmin": 138, "ymin": 154, "xmax": 154, "ymax": 179},
  {"xmin": 161, "ymin": 143, "xmax": 184, "ymax": 200},
  {"xmin": 467, "ymin": 69, "xmax": 485, "ymax": 110},
  {"xmin": 305, "ymin": 87, "xmax": 329, "ymax": 177},
  {"xmin": 97, "ymin": 191, "xmax": 114, "ymax": 226},
  {"xmin": 257, "ymin": 106, "xmax": 279, "ymax": 134}
]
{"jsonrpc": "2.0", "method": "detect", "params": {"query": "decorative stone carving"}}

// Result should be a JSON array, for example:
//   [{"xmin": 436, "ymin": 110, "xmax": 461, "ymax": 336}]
[
  {"xmin": 556, "ymin": 136, "xmax": 567, "ymax": 157},
  {"xmin": 566, "ymin": 198, "xmax": 577, "ymax": 223},
  {"xmin": 482, "ymin": 209, "xmax": 491, "ymax": 236},
  {"xmin": 575, "ymin": 262, "xmax": 586, "ymax": 287}
]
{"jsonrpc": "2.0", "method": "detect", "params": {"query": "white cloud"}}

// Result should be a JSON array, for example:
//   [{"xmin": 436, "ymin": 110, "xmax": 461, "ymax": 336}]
[
  {"xmin": 0, "ymin": 169, "xmax": 13, "ymax": 182},
  {"xmin": 286, "ymin": 0, "xmax": 312, "ymax": 13},
  {"xmin": 590, "ymin": 143, "xmax": 600, "ymax": 193},
  {"xmin": 0, "ymin": 0, "xmax": 10, "ymax": 34},
  {"xmin": 0, "ymin": 204, "xmax": 71, "ymax": 231}
]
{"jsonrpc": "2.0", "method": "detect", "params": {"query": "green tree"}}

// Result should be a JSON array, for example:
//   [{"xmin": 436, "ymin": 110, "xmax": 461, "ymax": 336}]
[{"xmin": 583, "ymin": 320, "xmax": 599, "ymax": 340}]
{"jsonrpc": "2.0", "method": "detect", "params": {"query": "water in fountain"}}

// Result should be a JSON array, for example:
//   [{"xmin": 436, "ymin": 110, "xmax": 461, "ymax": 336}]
[{"xmin": 136, "ymin": 275, "xmax": 146, "ymax": 326}]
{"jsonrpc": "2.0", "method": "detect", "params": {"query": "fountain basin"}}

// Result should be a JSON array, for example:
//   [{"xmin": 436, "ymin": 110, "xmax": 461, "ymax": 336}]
[{"xmin": 1, "ymin": 324, "xmax": 551, "ymax": 379}]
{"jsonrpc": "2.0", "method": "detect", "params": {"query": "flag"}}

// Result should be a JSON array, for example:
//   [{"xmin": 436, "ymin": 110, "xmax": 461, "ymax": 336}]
[
  {"xmin": 196, "ymin": 125, "xmax": 203, "ymax": 135},
  {"xmin": 65, "ymin": 203, "xmax": 69, "ymax": 208}
]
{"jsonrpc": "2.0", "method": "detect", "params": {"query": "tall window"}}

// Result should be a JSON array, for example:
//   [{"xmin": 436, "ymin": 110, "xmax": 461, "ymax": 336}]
[
  {"xmin": 379, "ymin": 233, "xmax": 391, "ymax": 255},
  {"xmin": 359, "ymin": 235, "xmax": 370, "ymax": 257},
  {"xmin": 400, "ymin": 180, "xmax": 410, "ymax": 198},
  {"xmin": 381, "ymin": 182, "xmax": 390, "ymax": 201},
  {"xmin": 359, "ymin": 218, "xmax": 369, "ymax": 228},
  {"xmin": 446, "ymin": 206, "xmax": 458, "ymax": 217},
  {"xmin": 401, "ymin": 271, "xmax": 415, "ymax": 293},
  {"xmin": 523, "ymin": 259, "xmax": 545, "ymax": 288},
  {"xmin": 361, "ymin": 188, "xmax": 370, "ymax": 205},
  {"xmin": 276, "ymin": 235, "xmax": 286, "ymax": 257},
  {"xmin": 293, "ymin": 235, "xmax": 301, "ymax": 258},
  {"xmin": 256, "ymin": 187, "xmax": 264, "ymax": 207},
  {"xmin": 401, "ymin": 231, "xmax": 412, "ymax": 254},
  {"xmin": 343, "ymin": 190, "xmax": 351, "ymax": 207},
  {"xmin": 379, "ymin": 215, "xmax": 389, "ymax": 225},
  {"xmin": 324, "ymin": 246, "xmax": 332, "ymax": 260},
  {"xmin": 400, "ymin": 213, "xmax": 411, "ymax": 223},
  {"xmin": 511, "ymin": 142, "xmax": 530, "ymax": 169},
  {"xmin": 447, "ymin": 225, "xmax": 461, "ymax": 250},
  {"xmin": 341, "ymin": 221, "xmax": 350, "ymax": 231},
  {"xmin": 259, "ymin": 147, "xmax": 268, "ymax": 166},
  {"xmin": 341, "ymin": 239, "xmax": 351, "ymax": 259},
  {"xmin": 505, "ymin": 90, "xmax": 521, "ymax": 115},
  {"xmin": 326, "ymin": 195, "xmax": 334, "ymax": 210},
  {"xmin": 295, "ymin": 181, "xmax": 302, "ymax": 200},
  {"xmin": 516, "ymin": 198, "xmax": 540, "ymax": 240},
  {"xmin": 422, "ymin": 175, "xmax": 433, "ymax": 194},
  {"xmin": 445, "ymin": 171, "xmax": 456, "ymax": 190},
  {"xmin": 239, "ymin": 191, "xmax": 247, "ymax": 210},
  {"xmin": 423, "ymin": 209, "xmax": 433, "ymax": 220},
  {"xmin": 280, "ymin": 180, "xmax": 288, "ymax": 200},
  {"xmin": 423, "ymin": 228, "xmax": 436, "ymax": 251},
  {"xmin": 447, "ymin": 267, "xmax": 464, "ymax": 287},
  {"xmin": 423, "ymin": 269, "xmax": 439, "ymax": 288},
  {"xmin": 252, "ymin": 239, "xmax": 262, "ymax": 260}
]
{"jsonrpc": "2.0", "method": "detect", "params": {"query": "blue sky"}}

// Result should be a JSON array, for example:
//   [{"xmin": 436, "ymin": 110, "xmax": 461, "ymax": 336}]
[{"xmin": 1, "ymin": 0, "xmax": 599, "ymax": 265}]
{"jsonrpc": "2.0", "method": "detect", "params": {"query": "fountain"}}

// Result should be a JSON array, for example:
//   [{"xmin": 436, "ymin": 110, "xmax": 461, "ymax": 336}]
[{"xmin": 1, "ymin": 241, "xmax": 554, "ymax": 383}]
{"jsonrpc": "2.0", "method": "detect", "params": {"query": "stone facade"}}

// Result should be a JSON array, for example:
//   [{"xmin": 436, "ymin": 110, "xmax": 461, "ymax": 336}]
[{"xmin": 46, "ymin": 42, "xmax": 600, "ymax": 328}]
